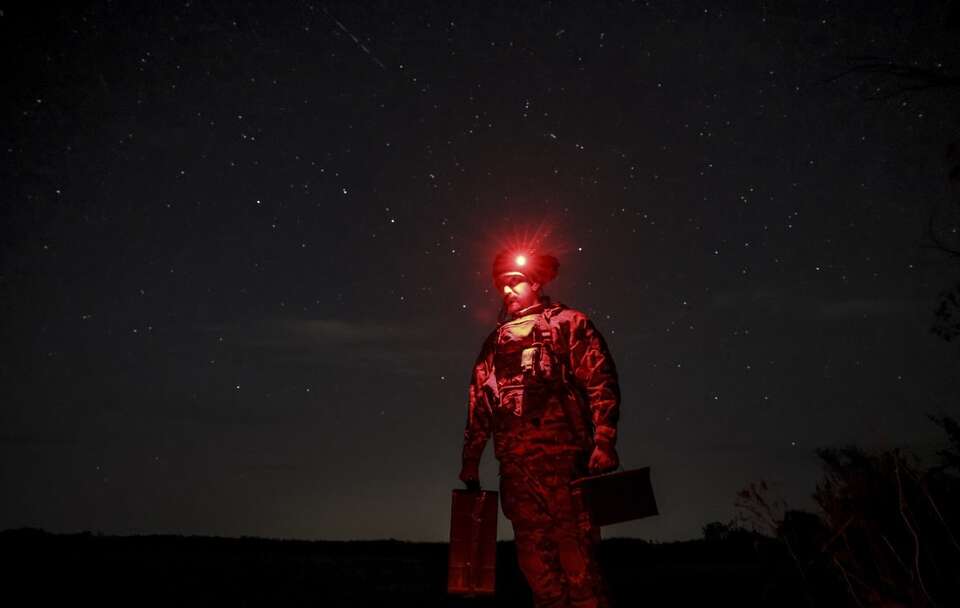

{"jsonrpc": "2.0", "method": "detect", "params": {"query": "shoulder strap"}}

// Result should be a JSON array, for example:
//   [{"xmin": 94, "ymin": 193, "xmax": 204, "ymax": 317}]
[
  {"xmin": 535, "ymin": 308, "xmax": 571, "ymax": 381},
  {"xmin": 535, "ymin": 310, "xmax": 553, "ymax": 347},
  {"xmin": 536, "ymin": 305, "xmax": 564, "ymax": 351}
]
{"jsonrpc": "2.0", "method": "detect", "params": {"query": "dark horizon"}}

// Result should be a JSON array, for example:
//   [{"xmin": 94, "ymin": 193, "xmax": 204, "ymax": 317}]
[
  {"xmin": 2, "ymin": 1, "xmax": 959, "ymax": 543},
  {"xmin": 1, "ymin": 527, "xmax": 816, "ymax": 607}
]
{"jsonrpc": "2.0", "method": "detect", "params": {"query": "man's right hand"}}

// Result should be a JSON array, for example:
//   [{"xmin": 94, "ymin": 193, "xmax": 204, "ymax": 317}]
[{"xmin": 459, "ymin": 460, "xmax": 480, "ymax": 491}]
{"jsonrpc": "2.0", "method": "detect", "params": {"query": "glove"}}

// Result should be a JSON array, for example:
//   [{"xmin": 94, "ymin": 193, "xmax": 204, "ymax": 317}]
[
  {"xmin": 459, "ymin": 459, "xmax": 481, "ymax": 491},
  {"xmin": 587, "ymin": 444, "xmax": 619, "ymax": 474}
]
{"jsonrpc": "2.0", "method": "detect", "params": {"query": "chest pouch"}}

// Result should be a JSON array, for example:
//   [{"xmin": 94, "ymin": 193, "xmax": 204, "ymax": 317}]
[{"xmin": 520, "ymin": 347, "xmax": 539, "ymax": 375}]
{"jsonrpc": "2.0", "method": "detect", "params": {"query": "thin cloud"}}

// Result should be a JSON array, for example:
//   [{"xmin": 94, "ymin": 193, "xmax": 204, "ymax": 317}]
[
  {"xmin": 710, "ymin": 288, "xmax": 922, "ymax": 320},
  {"xmin": 816, "ymin": 298, "xmax": 913, "ymax": 319},
  {"xmin": 280, "ymin": 319, "xmax": 421, "ymax": 343},
  {"xmin": 199, "ymin": 317, "xmax": 465, "ymax": 378}
]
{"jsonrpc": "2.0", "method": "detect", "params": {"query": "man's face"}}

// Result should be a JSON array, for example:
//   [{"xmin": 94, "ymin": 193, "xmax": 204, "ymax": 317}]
[{"xmin": 496, "ymin": 272, "xmax": 540, "ymax": 315}]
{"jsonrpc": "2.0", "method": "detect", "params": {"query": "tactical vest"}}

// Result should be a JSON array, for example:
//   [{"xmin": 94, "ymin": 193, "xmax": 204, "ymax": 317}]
[
  {"xmin": 488, "ymin": 303, "xmax": 593, "ymax": 462},
  {"xmin": 492, "ymin": 307, "xmax": 566, "ymax": 418}
]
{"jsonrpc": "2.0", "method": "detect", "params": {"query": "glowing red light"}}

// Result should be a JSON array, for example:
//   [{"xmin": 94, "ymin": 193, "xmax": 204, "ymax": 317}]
[{"xmin": 515, "ymin": 255, "xmax": 527, "ymax": 267}]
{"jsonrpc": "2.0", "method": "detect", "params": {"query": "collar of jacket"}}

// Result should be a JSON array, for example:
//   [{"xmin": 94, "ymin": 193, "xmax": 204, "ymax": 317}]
[{"xmin": 501, "ymin": 296, "xmax": 561, "ymax": 324}]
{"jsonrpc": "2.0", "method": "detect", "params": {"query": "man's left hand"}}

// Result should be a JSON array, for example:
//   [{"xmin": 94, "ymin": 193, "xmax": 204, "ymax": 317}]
[{"xmin": 587, "ymin": 445, "xmax": 619, "ymax": 474}]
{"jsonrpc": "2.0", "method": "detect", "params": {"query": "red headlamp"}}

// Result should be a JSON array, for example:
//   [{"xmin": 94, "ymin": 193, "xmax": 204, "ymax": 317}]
[{"xmin": 492, "ymin": 250, "xmax": 559, "ymax": 286}]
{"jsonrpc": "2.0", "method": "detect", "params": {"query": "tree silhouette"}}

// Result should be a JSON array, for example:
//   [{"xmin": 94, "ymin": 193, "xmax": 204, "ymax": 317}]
[
  {"xmin": 734, "ymin": 418, "xmax": 960, "ymax": 607},
  {"xmin": 810, "ymin": 418, "xmax": 960, "ymax": 607},
  {"xmin": 827, "ymin": 3, "xmax": 960, "ymax": 347}
]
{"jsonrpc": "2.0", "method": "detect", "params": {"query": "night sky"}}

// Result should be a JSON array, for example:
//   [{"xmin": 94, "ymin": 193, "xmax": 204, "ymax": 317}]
[{"xmin": 3, "ymin": 2, "xmax": 959, "ymax": 543}]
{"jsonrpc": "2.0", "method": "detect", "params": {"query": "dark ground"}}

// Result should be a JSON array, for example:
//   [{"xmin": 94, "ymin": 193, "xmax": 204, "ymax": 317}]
[{"xmin": 0, "ymin": 528, "xmax": 831, "ymax": 607}]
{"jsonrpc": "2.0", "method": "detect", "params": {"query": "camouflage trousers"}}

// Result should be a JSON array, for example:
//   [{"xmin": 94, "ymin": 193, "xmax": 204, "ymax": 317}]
[{"xmin": 500, "ymin": 458, "xmax": 611, "ymax": 608}]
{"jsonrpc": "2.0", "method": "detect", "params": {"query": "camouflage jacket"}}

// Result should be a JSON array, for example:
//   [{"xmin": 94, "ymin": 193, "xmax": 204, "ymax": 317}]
[{"xmin": 461, "ymin": 298, "xmax": 621, "ymax": 467}]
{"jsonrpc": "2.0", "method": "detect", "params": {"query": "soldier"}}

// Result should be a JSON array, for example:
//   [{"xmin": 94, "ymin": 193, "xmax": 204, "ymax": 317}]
[{"xmin": 459, "ymin": 250, "xmax": 621, "ymax": 608}]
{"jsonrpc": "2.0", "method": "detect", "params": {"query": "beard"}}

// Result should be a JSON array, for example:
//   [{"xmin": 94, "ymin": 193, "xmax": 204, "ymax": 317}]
[{"xmin": 505, "ymin": 295, "xmax": 537, "ymax": 314}]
